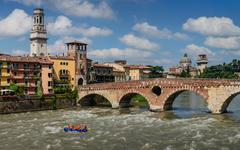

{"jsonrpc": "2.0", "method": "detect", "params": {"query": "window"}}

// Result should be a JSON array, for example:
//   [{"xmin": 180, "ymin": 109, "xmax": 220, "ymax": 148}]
[
  {"xmin": 7, "ymin": 79, "xmax": 10, "ymax": 83},
  {"xmin": 49, "ymin": 65, "xmax": 52, "ymax": 69},
  {"xmin": 72, "ymin": 78, "xmax": 74, "ymax": 81},
  {"xmin": 63, "ymin": 62, "xmax": 65, "ymax": 65},
  {"xmin": 48, "ymin": 73, "xmax": 52, "ymax": 78},
  {"xmin": 13, "ymin": 63, "xmax": 18, "ymax": 69},
  {"xmin": 40, "ymin": 16, "xmax": 42, "ymax": 24},
  {"xmin": 7, "ymin": 69, "xmax": 10, "ymax": 73},
  {"xmin": 48, "ymin": 81, "xmax": 52, "ymax": 87},
  {"xmin": 24, "ymin": 64, "xmax": 29, "ymax": 69},
  {"xmin": 60, "ymin": 62, "xmax": 63, "ymax": 65},
  {"xmin": 80, "ymin": 54, "xmax": 83, "ymax": 59},
  {"xmin": 25, "ymin": 89, "xmax": 28, "ymax": 94},
  {"xmin": 66, "ymin": 62, "xmax": 68, "ymax": 66},
  {"xmin": 35, "ymin": 81, "xmax": 38, "ymax": 86},
  {"xmin": 25, "ymin": 80, "xmax": 28, "ymax": 85}
]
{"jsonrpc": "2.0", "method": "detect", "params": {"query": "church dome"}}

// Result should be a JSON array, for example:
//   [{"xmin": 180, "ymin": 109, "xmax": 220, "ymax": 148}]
[{"xmin": 180, "ymin": 53, "xmax": 192, "ymax": 64}]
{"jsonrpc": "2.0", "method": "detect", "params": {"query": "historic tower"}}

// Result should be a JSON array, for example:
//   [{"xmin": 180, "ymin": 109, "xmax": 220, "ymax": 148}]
[
  {"xmin": 30, "ymin": 8, "xmax": 48, "ymax": 56},
  {"xmin": 66, "ymin": 41, "xmax": 88, "ymax": 86},
  {"xmin": 197, "ymin": 54, "xmax": 208, "ymax": 75}
]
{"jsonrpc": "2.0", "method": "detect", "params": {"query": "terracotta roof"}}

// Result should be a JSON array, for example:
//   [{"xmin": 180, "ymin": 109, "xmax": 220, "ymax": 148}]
[
  {"xmin": 126, "ymin": 65, "xmax": 151, "ymax": 70},
  {"xmin": 0, "ymin": 55, "xmax": 53, "ymax": 64},
  {"xmin": 94, "ymin": 64, "xmax": 113, "ymax": 68},
  {"xmin": 65, "ymin": 40, "xmax": 88, "ymax": 45},
  {"xmin": 49, "ymin": 56, "xmax": 75, "ymax": 60}
]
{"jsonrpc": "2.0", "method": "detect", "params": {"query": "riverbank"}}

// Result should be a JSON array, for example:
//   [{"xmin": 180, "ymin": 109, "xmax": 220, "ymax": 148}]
[{"xmin": 0, "ymin": 95, "xmax": 76, "ymax": 114}]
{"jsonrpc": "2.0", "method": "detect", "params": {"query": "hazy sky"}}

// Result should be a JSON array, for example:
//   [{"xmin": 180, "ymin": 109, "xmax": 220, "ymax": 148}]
[{"xmin": 0, "ymin": 0, "xmax": 240, "ymax": 68}]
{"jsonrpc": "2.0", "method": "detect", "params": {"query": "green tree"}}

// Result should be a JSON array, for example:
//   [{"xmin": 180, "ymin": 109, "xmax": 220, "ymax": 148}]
[
  {"xmin": 9, "ymin": 83, "xmax": 18, "ymax": 92},
  {"xmin": 179, "ymin": 69, "xmax": 191, "ymax": 78},
  {"xmin": 70, "ymin": 87, "xmax": 78, "ymax": 100},
  {"xmin": 9, "ymin": 83, "xmax": 24, "ymax": 97},
  {"xmin": 37, "ymin": 81, "xmax": 43, "ymax": 97},
  {"xmin": 148, "ymin": 65, "xmax": 164, "ymax": 78}
]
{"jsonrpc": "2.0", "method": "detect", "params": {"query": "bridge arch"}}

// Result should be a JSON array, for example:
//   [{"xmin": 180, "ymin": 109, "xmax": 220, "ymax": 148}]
[
  {"xmin": 119, "ymin": 92, "xmax": 150, "ymax": 108},
  {"xmin": 77, "ymin": 93, "xmax": 113, "ymax": 107},
  {"xmin": 163, "ymin": 89, "xmax": 207, "ymax": 111},
  {"xmin": 220, "ymin": 92, "xmax": 240, "ymax": 113}
]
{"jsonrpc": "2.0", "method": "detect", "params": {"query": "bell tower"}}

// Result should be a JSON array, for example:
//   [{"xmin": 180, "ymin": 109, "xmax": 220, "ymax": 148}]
[
  {"xmin": 30, "ymin": 8, "xmax": 48, "ymax": 56},
  {"xmin": 66, "ymin": 41, "xmax": 88, "ymax": 86}
]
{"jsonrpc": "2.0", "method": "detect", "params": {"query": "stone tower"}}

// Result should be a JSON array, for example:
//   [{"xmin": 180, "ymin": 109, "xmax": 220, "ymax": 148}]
[
  {"xmin": 30, "ymin": 8, "xmax": 48, "ymax": 56},
  {"xmin": 197, "ymin": 54, "xmax": 208, "ymax": 75},
  {"xmin": 66, "ymin": 41, "xmax": 88, "ymax": 86}
]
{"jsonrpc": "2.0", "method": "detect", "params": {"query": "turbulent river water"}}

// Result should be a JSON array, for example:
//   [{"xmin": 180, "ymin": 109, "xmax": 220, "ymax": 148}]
[{"xmin": 1, "ymin": 91, "xmax": 240, "ymax": 150}]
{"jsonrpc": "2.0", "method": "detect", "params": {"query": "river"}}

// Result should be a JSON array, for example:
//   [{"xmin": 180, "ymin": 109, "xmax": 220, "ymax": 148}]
[{"xmin": 1, "ymin": 91, "xmax": 240, "ymax": 150}]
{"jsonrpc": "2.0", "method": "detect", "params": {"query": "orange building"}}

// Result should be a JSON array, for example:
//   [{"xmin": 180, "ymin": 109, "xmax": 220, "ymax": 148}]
[{"xmin": 0, "ymin": 55, "xmax": 53, "ymax": 95}]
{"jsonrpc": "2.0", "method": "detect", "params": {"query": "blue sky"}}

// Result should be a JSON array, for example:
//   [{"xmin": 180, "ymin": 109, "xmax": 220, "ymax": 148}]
[{"xmin": 0, "ymin": 0, "xmax": 240, "ymax": 69}]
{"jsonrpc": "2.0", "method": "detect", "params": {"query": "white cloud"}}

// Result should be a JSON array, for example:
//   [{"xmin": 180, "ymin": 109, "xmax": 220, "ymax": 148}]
[
  {"xmin": 0, "ymin": 9, "xmax": 31, "ymax": 38},
  {"xmin": 183, "ymin": 44, "xmax": 215, "ymax": 59},
  {"xmin": 204, "ymin": 36, "xmax": 240, "ymax": 49},
  {"xmin": 48, "ymin": 36, "xmax": 92, "ymax": 55},
  {"xmin": 47, "ymin": 16, "xmax": 112, "ymax": 37},
  {"xmin": 10, "ymin": 49, "xmax": 28, "ymax": 56},
  {"xmin": 119, "ymin": 34, "xmax": 160, "ymax": 50},
  {"xmin": 183, "ymin": 17, "xmax": 240, "ymax": 36},
  {"xmin": 11, "ymin": 0, "xmax": 114, "ymax": 19},
  {"xmin": 89, "ymin": 48, "xmax": 152, "ymax": 60},
  {"xmin": 133, "ymin": 22, "xmax": 188, "ymax": 40}
]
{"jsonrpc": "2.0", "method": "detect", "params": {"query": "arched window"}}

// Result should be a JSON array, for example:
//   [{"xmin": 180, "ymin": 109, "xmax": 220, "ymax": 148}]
[{"xmin": 40, "ymin": 16, "xmax": 42, "ymax": 24}]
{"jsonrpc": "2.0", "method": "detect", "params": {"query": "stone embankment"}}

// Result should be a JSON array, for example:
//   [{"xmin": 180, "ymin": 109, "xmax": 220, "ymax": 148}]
[{"xmin": 0, "ymin": 95, "xmax": 75, "ymax": 114}]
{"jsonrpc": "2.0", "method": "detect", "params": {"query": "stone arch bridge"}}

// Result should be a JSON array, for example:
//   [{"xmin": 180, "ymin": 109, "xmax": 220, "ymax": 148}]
[{"xmin": 78, "ymin": 78, "xmax": 240, "ymax": 114}]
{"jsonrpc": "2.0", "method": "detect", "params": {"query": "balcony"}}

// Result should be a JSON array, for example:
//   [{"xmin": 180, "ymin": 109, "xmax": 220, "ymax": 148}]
[
  {"xmin": 11, "ymin": 75, "xmax": 24, "ymax": 79},
  {"xmin": 1, "ymin": 73, "xmax": 10, "ymax": 78},
  {"xmin": 12, "ymin": 67, "xmax": 24, "ymax": 71},
  {"xmin": 59, "ymin": 74, "xmax": 69, "ymax": 77},
  {"xmin": 0, "ymin": 65, "xmax": 11, "ymax": 69},
  {"xmin": 23, "ymin": 83, "xmax": 37, "ymax": 88}
]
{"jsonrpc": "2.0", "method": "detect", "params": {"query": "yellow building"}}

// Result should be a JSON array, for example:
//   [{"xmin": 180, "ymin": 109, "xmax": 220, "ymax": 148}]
[
  {"xmin": 49, "ymin": 56, "xmax": 76, "ymax": 88},
  {"xmin": 126, "ymin": 65, "xmax": 151, "ymax": 81},
  {"xmin": 0, "ymin": 62, "xmax": 11, "ymax": 87}
]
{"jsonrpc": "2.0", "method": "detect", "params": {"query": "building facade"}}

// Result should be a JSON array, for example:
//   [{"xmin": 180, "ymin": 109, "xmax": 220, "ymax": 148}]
[
  {"xmin": 93, "ymin": 64, "xmax": 114, "ymax": 83},
  {"xmin": 126, "ymin": 65, "xmax": 151, "ymax": 81},
  {"xmin": 103, "ymin": 62, "xmax": 126, "ymax": 82},
  {"xmin": 49, "ymin": 56, "xmax": 76, "ymax": 88},
  {"xmin": 0, "ymin": 56, "xmax": 53, "ymax": 95},
  {"xmin": 30, "ymin": 8, "xmax": 48, "ymax": 56}
]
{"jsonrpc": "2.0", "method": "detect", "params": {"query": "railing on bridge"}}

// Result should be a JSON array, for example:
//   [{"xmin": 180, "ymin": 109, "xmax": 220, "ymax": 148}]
[{"xmin": 78, "ymin": 78, "xmax": 240, "ymax": 91}]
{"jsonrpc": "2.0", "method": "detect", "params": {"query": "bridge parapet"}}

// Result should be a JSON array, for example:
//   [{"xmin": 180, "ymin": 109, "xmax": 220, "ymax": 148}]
[{"xmin": 79, "ymin": 78, "xmax": 240, "ymax": 91}]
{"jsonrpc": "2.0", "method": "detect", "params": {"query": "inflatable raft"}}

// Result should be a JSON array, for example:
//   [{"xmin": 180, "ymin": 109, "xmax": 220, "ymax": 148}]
[{"xmin": 64, "ymin": 127, "xmax": 88, "ymax": 133}]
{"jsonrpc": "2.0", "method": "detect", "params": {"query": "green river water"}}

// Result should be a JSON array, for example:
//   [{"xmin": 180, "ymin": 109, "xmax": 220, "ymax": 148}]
[{"xmin": 1, "ymin": 91, "xmax": 240, "ymax": 150}]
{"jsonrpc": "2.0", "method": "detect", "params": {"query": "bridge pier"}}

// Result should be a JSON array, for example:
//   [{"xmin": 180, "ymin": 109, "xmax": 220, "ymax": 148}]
[
  {"xmin": 111, "ymin": 101, "xmax": 119, "ymax": 109},
  {"xmin": 149, "ymin": 105, "xmax": 162, "ymax": 112}
]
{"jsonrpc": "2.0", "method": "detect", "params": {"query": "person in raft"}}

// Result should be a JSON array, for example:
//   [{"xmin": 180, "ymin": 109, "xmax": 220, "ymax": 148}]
[{"xmin": 67, "ymin": 124, "xmax": 87, "ymax": 130}]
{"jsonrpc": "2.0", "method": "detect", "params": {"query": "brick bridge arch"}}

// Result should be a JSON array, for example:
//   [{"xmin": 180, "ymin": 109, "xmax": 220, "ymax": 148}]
[
  {"xmin": 118, "ymin": 90, "xmax": 151, "ymax": 108},
  {"xmin": 77, "ymin": 92, "xmax": 115, "ymax": 107},
  {"xmin": 78, "ymin": 78, "xmax": 240, "ymax": 114},
  {"xmin": 161, "ymin": 88, "xmax": 208, "ymax": 111}
]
